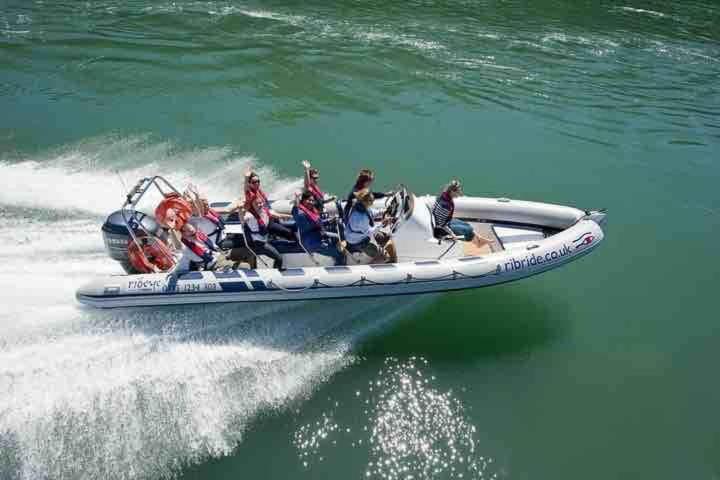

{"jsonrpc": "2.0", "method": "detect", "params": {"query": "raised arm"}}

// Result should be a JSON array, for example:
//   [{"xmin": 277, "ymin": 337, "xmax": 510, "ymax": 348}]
[
  {"xmin": 244, "ymin": 169, "xmax": 253, "ymax": 192},
  {"xmin": 302, "ymin": 160, "xmax": 312, "ymax": 190}
]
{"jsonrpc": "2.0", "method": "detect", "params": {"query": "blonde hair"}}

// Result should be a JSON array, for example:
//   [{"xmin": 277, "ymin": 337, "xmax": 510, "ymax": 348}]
[{"xmin": 355, "ymin": 188, "xmax": 375, "ymax": 205}]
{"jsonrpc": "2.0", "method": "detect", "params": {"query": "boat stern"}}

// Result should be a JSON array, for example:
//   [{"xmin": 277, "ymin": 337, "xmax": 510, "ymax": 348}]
[{"xmin": 76, "ymin": 278, "xmax": 121, "ymax": 308}]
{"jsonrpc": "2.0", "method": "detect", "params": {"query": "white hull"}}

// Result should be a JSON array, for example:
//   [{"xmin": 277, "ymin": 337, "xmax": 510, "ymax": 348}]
[{"xmin": 78, "ymin": 200, "xmax": 605, "ymax": 308}]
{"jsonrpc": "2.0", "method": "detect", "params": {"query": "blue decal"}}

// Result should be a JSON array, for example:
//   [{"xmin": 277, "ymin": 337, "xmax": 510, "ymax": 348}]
[
  {"xmin": 251, "ymin": 281, "xmax": 268, "ymax": 290},
  {"xmin": 214, "ymin": 271, "xmax": 241, "ymax": 279},
  {"xmin": 325, "ymin": 266, "xmax": 351, "ymax": 273},
  {"xmin": 280, "ymin": 268, "xmax": 305, "ymax": 276},
  {"xmin": 180, "ymin": 272, "xmax": 204, "ymax": 280},
  {"xmin": 220, "ymin": 282, "xmax": 250, "ymax": 292}
]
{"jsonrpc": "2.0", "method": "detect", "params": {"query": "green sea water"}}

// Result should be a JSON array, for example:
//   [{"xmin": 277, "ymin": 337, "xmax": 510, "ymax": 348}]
[{"xmin": 1, "ymin": 1, "xmax": 718, "ymax": 479}]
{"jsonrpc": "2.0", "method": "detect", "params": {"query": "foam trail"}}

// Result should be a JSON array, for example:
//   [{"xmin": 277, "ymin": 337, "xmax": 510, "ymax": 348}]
[
  {"xmin": 0, "ymin": 135, "xmax": 301, "ymax": 216},
  {"xmin": 0, "ymin": 137, "xmax": 416, "ymax": 480}
]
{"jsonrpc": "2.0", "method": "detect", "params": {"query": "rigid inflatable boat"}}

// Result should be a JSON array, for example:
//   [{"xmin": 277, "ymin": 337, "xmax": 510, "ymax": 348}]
[{"xmin": 77, "ymin": 176, "xmax": 606, "ymax": 308}]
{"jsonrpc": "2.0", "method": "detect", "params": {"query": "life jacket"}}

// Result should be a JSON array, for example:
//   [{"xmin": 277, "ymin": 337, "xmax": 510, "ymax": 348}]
[
  {"xmin": 245, "ymin": 189, "xmax": 271, "ymax": 233},
  {"xmin": 128, "ymin": 237, "xmax": 176, "ymax": 273},
  {"xmin": 307, "ymin": 182, "xmax": 325, "ymax": 206},
  {"xmin": 297, "ymin": 202, "xmax": 321, "ymax": 227},
  {"xmin": 155, "ymin": 193, "xmax": 193, "ymax": 230},
  {"xmin": 181, "ymin": 230, "xmax": 216, "ymax": 267},
  {"xmin": 203, "ymin": 208, "xmax": 225, "ymax": 243}
]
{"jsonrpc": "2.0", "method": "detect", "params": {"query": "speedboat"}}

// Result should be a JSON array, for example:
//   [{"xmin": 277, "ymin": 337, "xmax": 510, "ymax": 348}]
[{"xmin": 76, "ymin": 176, "xmax": 606, "ymax": 308}]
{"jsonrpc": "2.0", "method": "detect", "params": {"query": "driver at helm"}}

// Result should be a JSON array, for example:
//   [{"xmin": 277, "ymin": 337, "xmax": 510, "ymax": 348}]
[
  {"xmin": 343, "ymin": 169, "xmax": 393, "ymax": 220},
  {"xmin": 344, "ymin": 188, "xmax": 397, "ymax": 263}
]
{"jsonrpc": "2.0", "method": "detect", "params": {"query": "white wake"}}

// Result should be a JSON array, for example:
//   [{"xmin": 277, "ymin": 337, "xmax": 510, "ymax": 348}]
[{"xmin": 0, "ymin": 137, "xmax": 419, "ymax": 480}]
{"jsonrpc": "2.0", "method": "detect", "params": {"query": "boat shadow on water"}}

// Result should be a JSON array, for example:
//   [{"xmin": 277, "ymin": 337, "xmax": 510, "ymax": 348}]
[
  {"xmin": 73, "ymin": 295, "xmax": 428, "ymax": 355},
  {"xmin": 73, "ymin": 282, "xmax": 568, "ymax": 362},
  {"xmin": 360, "ymin": 282, "xmax": 570, "ymax": 363}
]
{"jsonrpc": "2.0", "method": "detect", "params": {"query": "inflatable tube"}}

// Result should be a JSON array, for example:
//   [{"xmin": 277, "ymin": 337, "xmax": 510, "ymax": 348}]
[{"xmin": 77, "ymin": 218, "xmax": 604, "ymax": 308}]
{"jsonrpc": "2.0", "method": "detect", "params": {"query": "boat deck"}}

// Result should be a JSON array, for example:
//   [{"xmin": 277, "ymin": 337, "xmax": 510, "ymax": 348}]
[{"xmin": 462, "ymin": 221, "xmax": 503, "ymax": 256}]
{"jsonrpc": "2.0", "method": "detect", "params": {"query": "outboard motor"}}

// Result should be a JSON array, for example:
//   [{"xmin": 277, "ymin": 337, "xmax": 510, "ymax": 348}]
[{"xmin": 101, "ymin": 210, "xmax": 163, "ymax": 273}]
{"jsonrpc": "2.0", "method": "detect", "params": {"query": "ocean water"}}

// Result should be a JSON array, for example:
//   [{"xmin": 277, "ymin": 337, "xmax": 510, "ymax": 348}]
[{"xmin": 1, "ymin": 1, "xmax": 718, "ymax": 479}]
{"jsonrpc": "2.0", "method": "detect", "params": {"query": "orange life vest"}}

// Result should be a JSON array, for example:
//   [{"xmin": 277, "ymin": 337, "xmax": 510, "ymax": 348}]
[
  {"xmin": 155, "ymin": 193, "xmax": 192, "ymax": 230},
  {"xmin": 128, "ymin": 237, "xmax": 176, "ymax": 273}
]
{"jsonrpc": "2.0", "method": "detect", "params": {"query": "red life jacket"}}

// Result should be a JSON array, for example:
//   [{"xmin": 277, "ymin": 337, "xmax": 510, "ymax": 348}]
[
  {"xmin": 245, "ymin": 189, "xmax": 271, "ymax": 230},
  {"xmin": 307, "ymin": 181, "xmax": 325, "ymax": 205},
  {"xmin": 155, "ymin": 193, "xmax": 192, "ymax": 230},
  {"xmin": 203, "ymin": 208, "xmax": 224, "ymax": 241},
  {"xmin": 204, "ymin": 208, "xmax": 222, "ymax": 225},
  {"xmin": 297, "ymin": 202, "xmax": 321, "ymax": 226},
  {"xmin": 181, "ymin": 230, "xmax": 215, "ymax": 265}
]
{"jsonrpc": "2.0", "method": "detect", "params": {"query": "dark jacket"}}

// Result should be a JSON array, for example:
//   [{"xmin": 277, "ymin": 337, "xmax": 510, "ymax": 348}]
[{"xmin": 292, "ymin": 206, "xmax": 325, "ymax": 250}]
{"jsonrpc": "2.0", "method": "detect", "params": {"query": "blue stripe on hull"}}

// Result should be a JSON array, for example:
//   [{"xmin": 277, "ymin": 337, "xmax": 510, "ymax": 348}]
[
  {"xmin": 219, "ymin": 282, "xmax": 250, "ymax": 292},
  {"xmin": 250, "ymin": 281, "xmax": 267, "ymax": 290}
]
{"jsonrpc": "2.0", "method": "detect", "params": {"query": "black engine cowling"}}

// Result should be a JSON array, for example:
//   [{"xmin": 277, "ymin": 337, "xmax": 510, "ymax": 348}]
[{"xmin": 101, "ymin": 210, "xmax": 162, "ymax": 273}]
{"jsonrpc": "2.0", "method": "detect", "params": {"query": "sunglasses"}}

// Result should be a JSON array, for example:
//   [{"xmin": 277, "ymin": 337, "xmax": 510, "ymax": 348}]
[{"xmin": 250, "ymin": 179, "xmax": 260, "ymax": 184}]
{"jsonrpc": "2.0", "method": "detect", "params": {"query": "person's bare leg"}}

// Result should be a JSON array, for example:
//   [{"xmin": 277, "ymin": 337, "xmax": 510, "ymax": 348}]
[{"xmin": 471, "ymin": 232, "xmax": 491, "ymax": 248}]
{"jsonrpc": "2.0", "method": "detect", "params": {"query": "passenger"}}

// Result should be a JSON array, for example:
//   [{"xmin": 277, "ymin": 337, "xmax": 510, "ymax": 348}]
[
  {"xmin": 184, "ymin": 184, "xmax": 225, "ymax": 245},
  {"xmin": 343, "ymin": 169, "xmax": 393, "ymax": 219},
  {"xmin": 345, "ymin": 189, "xmax": 397, "ymax": 263},
  {"xmin": 203, "ymin": 202, "xmax": 256, "ymax": 269},
  {"xmin": 302, "ymin": 159, "xmax": 336, "ymax": 211},
  {"xmin": 168, "ymin": 222, "xmax": 234, "ymax": 279},
  {"xmin": 432, "ymin": 180, "xmax": 490, "ymax": 247},
  {"xmin": 244, "ymin": 170, "xmax": 296, "ymax": 242},
  {"xmin": 293, "ymin": 190, "xmax": 346, "ymax": 265},
  {"xmin": 159, "ymin": 209, "xmax": 183, "ymax": 251},
  {"xmin": 243, "ymin": 207, "xmax": 284, "ymax": 270},
  {"xmin": 155, "ymin": 194, "xmax": 191, "ymax": 252}
]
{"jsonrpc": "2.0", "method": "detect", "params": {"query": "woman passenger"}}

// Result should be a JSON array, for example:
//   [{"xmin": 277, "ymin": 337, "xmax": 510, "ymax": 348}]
[
  {"xmin": 293, "ymin": 190, "xmax": 346, "ymax": 265},
  {"xmin": 343, "ymin": 168, "xmax": 392, "ymax": 219},
  {"xmin": 432, "ymin": 180, "xmax": 489, "ymax": 247},
  {"xmin": 244, "ymin": 170, "xmax": 295, "ymax": 241},
  {"xmin": 302, "ymin": 159, "xmax": 336, "ymax": 211}
]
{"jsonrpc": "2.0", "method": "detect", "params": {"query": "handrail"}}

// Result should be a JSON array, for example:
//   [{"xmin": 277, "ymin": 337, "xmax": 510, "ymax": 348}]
[
  {"xmin": 296, "ymin": 230, "xmax": 321, "ymax": 266},
  {"xmin": 119, "ymin": 176, "xmax": 182, "ymax": 271}
]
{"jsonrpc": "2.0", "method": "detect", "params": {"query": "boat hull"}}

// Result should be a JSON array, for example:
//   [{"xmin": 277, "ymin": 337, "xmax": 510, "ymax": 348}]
[{"xmin": 77, "ymin": 219, "xmax": 604, "ymax": 308}]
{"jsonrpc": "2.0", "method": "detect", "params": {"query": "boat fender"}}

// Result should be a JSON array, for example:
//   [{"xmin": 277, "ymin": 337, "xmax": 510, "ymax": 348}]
[
  {"xmin": 128, "ymin": 237, "xmax": 176, "ymax": 273},
  {"xmin": 155, "ymin": 193, "xmax": 192, "ymax": 230}
]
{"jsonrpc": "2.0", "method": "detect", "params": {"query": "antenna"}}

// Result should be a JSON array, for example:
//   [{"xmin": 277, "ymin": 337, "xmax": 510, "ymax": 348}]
[{"xmin": 116, "ymin": 170, "xmax": 128, "ymax": 193}]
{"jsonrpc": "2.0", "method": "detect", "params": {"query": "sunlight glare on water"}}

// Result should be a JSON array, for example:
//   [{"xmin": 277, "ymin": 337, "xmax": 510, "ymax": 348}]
[{"xmin": 294, "ymin": 358, "xmax": 498, "ymax": 479}]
